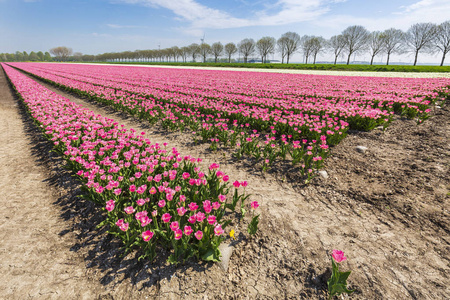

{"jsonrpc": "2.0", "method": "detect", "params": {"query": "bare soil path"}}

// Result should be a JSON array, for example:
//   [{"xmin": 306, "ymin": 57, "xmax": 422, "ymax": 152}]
[
  {"xmin": 0, "ymin": 69, "xmax": 108, "ymax": 299},
  {"xmin": 2, "ymin": 65, "xmax": 450, "ymax": 299}
]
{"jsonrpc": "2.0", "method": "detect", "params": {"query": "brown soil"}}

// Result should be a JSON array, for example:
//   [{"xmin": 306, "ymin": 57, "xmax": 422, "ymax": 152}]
[{"xmin": 1, "ymin": 66, "xmax": 449, "ymax": 299}]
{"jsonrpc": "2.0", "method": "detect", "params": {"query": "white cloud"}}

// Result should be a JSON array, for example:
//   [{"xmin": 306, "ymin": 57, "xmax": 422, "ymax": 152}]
[
  {"xmin": 393, "ymin": 0, "xmax": 450, "ymax": 26},
  {"xmin": 92, "ymin": 32, "xmax": 112, "ymax": 37},
  {"xmin": 114, "ymin": 0, "xmax": 449, "ymax": 40},
  {"xmin": 116, "ymin": 0, "xmax": 344, "ymax": 31},
  {"xmin": 106, "ymin": 24, "xmax": 146, "ymax": 29},
  {"xmin": 310, "ymin": 0, "xmax": 450, "ymax": 36},
  {"xmin": 400, "ymin": 0, "xmax": 434, "ymax": 13}
]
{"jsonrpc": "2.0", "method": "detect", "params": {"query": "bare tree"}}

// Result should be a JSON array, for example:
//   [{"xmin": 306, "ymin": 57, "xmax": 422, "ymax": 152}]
[
  {"xmin": 310, "ymin": 37, "xmax": 326, "ymax": 64},
  {"xmin": 280, "ymin": 32, "xmax": 301, "ymax": 63},
  {"xmin": 238, "ymin": 38, "xmax": 256, "ymax": 63},
  {"xmin": 435, "ymin": 21, "xmax": 450, "ymax": 66},
  {"xmin": 162, "ymin": 49, "xmax": 171, "ymax": 62},
  {"xmin": 328, "ymin": 35, "xmax": 346, "ymax": 64},
  {"xmin": 188, "ymin": 43, "xmax": 201, "ymax": 62},
  {"xmin": 301, "ymin": 35, "xmax": 314, "ymax": 64},
  {"xmin": 180, "ymin": 46, "xmax": 190, "ymax": 62},
  {"xmin": 256, "ymin": 36, "xmax": 276, "ymax": 63},
  {"xmin": 211, "ymin": 42, "xmax": 224, "ymax": 63},
  {"xmin": 49, "ymin": 46, "xmax": 73, "ymax": 61},
  {"xmin": 368, "ymin": 31, "xmax": 384, "ymax": 65},
  {"xmin": 341, "ymin": 25, "xmax": 369, "ymax": 65},
  {"xmin": 200, "ymin": 43, "xmax": 211, "ymax": 63},
  {"xmin": 134, "ymin": 50, "xmax": 144, "ymax": 62},
  {"xmin": 405, "ymin": 23, "xmax": 437, "ymax": 66},
  {"xmin": 170, "ymin": 46, "xmax": 181, "ymax": 62},
  {"xmin": 381, "ymin": 28, "xmax": 405, "ymax": 65},
  {"xmin": 153, "ymin": 49, "xmax": 162, "ymax": 62},
  {"xmin": 277, "ymin": 36, "xmax": 289, "ymax": 64},
  {"xmin": 145, "ymin": 50, "xmax": 156, "ymax": 62},
  {"xmin": 224, "ymin": 42, "xmax": 238, "ymax": 63}
]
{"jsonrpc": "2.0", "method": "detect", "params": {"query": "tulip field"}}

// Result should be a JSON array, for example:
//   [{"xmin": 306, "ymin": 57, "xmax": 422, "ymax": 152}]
[
  {"xmin": 2, "ymin": 62, "xmax": 450, "ymax": 298},
  {"xmin": 7, "ymin": 63, "xmax": 450, "ymax": 177},
  {"xmin": 2, "ymin": 63, "xmax": 257, "ymax": 263}
]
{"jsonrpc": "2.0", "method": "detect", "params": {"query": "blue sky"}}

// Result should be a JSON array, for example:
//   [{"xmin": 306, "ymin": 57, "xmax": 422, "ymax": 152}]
[{"xmin": 1, "ymin": 0, "xmax": 449, "ymax": 63}]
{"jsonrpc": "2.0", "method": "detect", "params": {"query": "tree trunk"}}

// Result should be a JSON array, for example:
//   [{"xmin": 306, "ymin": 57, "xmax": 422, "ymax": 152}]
[
  {"xmin": 370, "ymin": 54, "xmax": 374, "ymax": 65},
  {"xmin": 386, "ymin": 53, "xmax": 390, "ymax": 65},
  {"xmin": 346, "ymin": 53, "xmax": 351, "ymax": 65},
  {"xmin": 286, "ymin": 54, "xmax": 290, "ymax": 64},
  {"xmin": 305, "ymin": 55, "xmax": 308, "ymax": 64},
  {"xmin": 281, "ymin": 56, "xmax": 284, "ymax": 64},
  {"xmin": 440, "ymin": 52, "xmax": 446, "ymax": 66},
  {"xmin": 334, "ymin": 55, "xmax": 338, "ymax": 65},
  {"xmin": 215, "ymin": 56, "xmax": 217, "ymax": 63},
  {"xmin": 313, "ymin": 54, "xmax": 317, "ymax": 64},
  {"xmin": 228, "ymin": 55, "xmax": 231, "ymax": 63},
  {"xmin": 413, "ymin": 50, "xmax": 419, "ymax": 66}
]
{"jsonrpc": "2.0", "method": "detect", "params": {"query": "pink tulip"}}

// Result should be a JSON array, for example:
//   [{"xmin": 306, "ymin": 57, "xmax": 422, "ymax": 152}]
[
  {"xmin": 161, "ymin": 213, "xmax": 171, "ymax": 223},
  {"xmin": 124, "ymin": 206, "xmax": 135, "ymax": 214},
  {"xmin": 174, "ymin": 229, "xmax": 183, "ymax": 240},
  {"xmin": 142, "ymin": 230, "xmax": 154, "ymax": 242},
  {"xmin": 194, "ymin": 230, "xmax": 203, "ymax": 240},
  {"xmin": 170, "ymin": 221, "xmax": 179, "ymax": 231},
  {"xmin": 105, "ymin": 199, "xmax": 115, "ymax": 212},
  {"xmin": 184, "ymin": 225, "xmax": 193, "ymax": 236},
  {"xmin": 251, "ymin": 201, "xmax": 259, "ymax": 209},
  {"xmin": 332, "ymin": 250, "xmax": 347, "ymax": 263}
]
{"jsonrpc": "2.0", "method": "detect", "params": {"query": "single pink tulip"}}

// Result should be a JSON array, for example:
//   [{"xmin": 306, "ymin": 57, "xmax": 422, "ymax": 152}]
[{"xmin": 332, "ymin": 250, "xmax": 347, "ymax": 263}]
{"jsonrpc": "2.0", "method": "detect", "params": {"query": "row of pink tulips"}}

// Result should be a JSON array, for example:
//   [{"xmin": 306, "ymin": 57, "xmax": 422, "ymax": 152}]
[{"xmin": 17, "ymin": 63, "xmax": 449, "ymax": 108}]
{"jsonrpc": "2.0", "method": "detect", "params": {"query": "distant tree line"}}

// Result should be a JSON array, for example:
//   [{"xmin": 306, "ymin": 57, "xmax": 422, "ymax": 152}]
[
  {"xmin": 0, "ymin": 47, "xmax": 95, "ymax": 63},
  {"xmin": 1, "ymin": 21, "xmax": 449, "ymax": 66},
  {"xmin": 0, "ymin": 50, "xmax": 53, "ymax": 62}
]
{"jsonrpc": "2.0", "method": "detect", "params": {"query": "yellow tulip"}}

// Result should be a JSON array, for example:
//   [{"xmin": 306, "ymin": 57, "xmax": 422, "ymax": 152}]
[{"xmin": 229, "ymin": 229, "xmax": 235, "ymax": 240}]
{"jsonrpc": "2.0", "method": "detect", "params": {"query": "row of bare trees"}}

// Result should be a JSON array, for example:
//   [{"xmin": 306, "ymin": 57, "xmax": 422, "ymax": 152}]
[
  {"xmin": 1, "ymin": 21, "xmax": 449, "ymax": 66},
  {"xmin": 335, "ymin": 22, "xmax": 450, "ymax": 66},
  {"xmin": 94, "ymin": 22, "xmax": 449, "ymax": 66}
]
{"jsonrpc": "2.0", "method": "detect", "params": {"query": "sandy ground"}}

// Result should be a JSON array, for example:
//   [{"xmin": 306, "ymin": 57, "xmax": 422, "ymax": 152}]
[{"xmin": 1, "ymin": 65, "xmax": 449, "ymax": 299}]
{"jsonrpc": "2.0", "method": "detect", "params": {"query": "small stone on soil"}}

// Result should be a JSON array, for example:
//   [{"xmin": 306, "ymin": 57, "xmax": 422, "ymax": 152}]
[
  {"xmin": 356, "ymin": 146, "xmax": 368, "ymax": 153},
  {"xmin": 217, "ymin": 243, "xmax": 233, "ymax": 272},
  {"xmin": 318, "ymin": 170, "xmax": 329, "ymax": 179}
]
